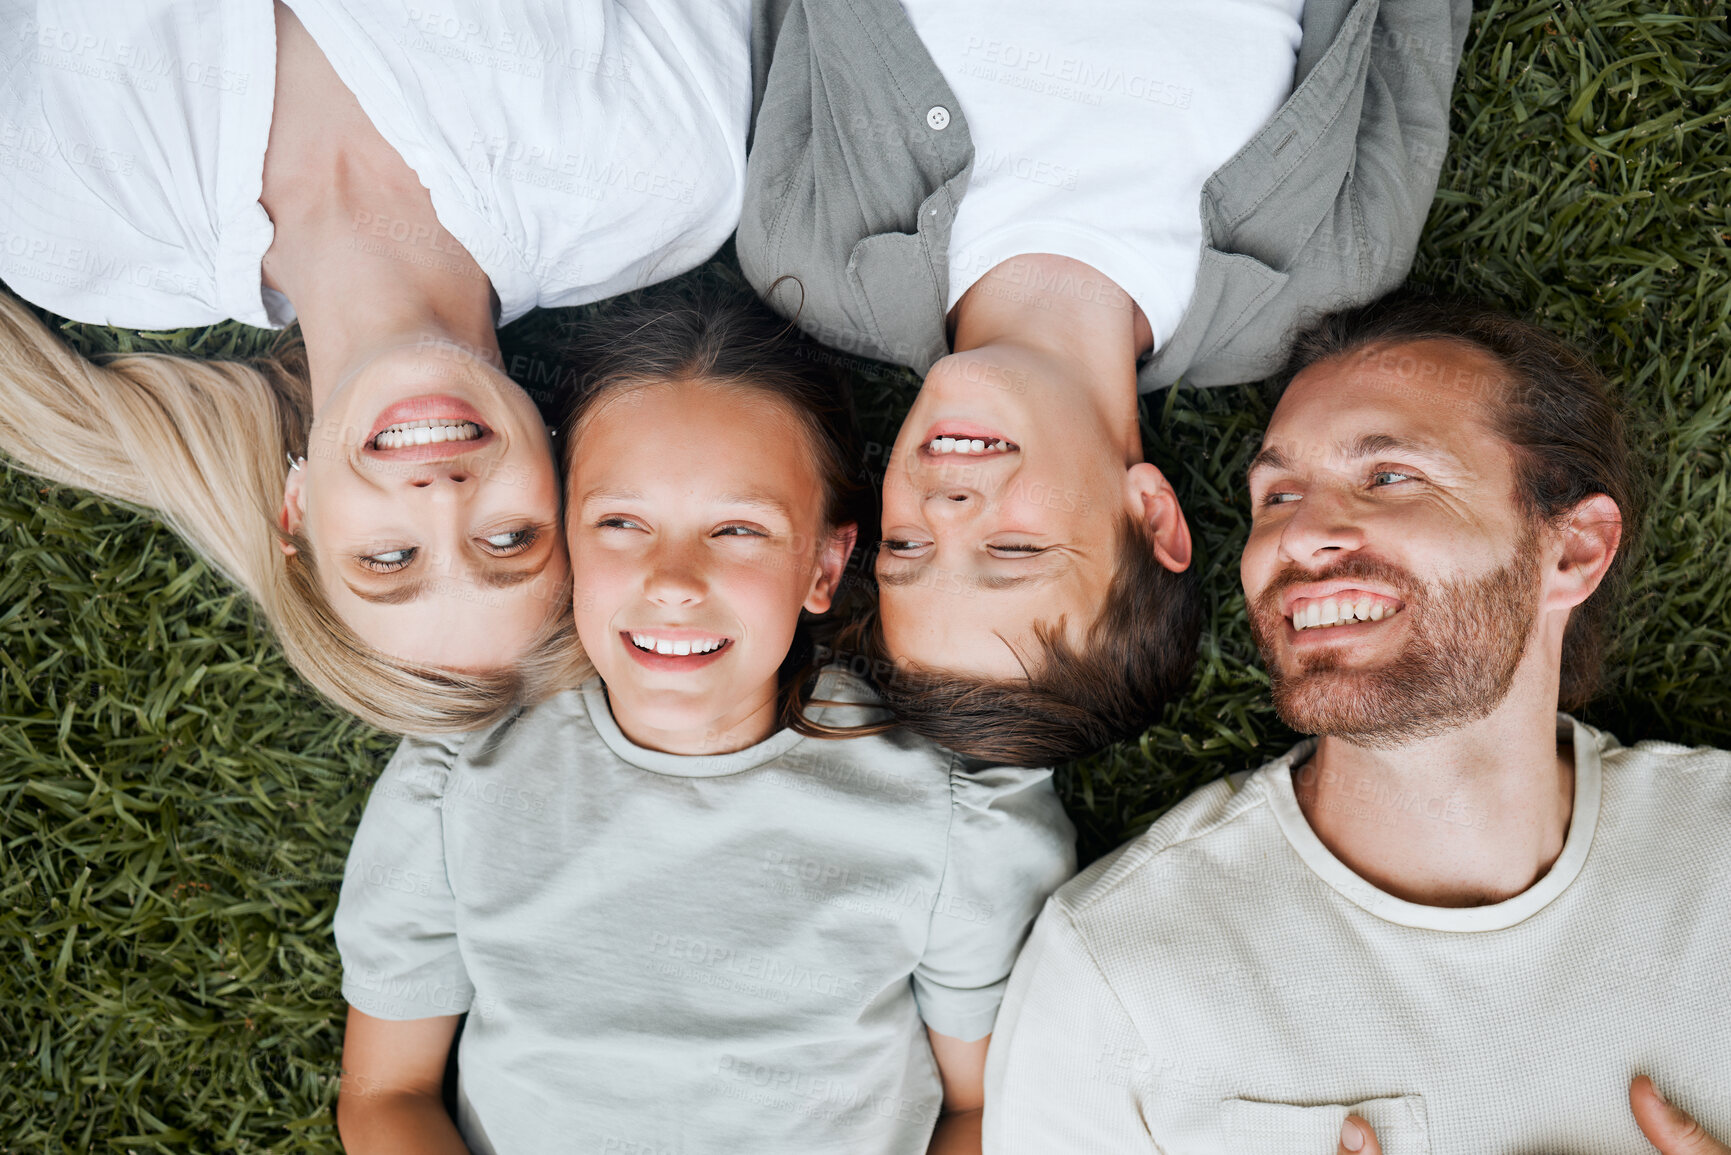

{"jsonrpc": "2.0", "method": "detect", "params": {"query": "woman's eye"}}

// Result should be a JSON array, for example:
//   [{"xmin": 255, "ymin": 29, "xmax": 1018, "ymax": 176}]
[
  {"xmin": 482, "ymin": 528, "xmax": 539, "ymax": 554},
  {"xmin": 879, "ymin": 539, "xmax": 929, "ymax": 556},
  {"xmin": 595, "ymin": 516, "xmax": 642, "ymax": 530},
  {"xmin": 1262, "ymin": 491, "xmax": 1300, "ymax": 506},
  {"xmin": 359, "ymin": 547, "xmax": 415, "ymax": 573},
  {"xmin": 988, "ymin": 543, "xmax": 1045, "ymax": 557}
]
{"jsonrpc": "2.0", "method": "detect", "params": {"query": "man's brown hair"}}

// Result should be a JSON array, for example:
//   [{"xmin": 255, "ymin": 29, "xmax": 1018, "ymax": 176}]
[
  {"xmin": 828, "ymin": 512, "xmax": 1203, "ymax": 766},
  {"xmin": 1275, "ymin": 293, "xmax": 1646, "ymax": 710}
]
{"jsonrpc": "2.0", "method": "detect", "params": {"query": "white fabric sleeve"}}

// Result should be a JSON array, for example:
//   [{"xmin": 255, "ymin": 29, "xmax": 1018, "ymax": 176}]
[
  {"xmin": 983, "ymin": 900, "xmax": 1158, "ymax": 1153},
  {"xmin": 911, "ymin": 765, "xmax": 1077, "ymax": 1041},
  {"xmin": 334, "ymin": 735, "xmax": 473, "ymax": 1021}
]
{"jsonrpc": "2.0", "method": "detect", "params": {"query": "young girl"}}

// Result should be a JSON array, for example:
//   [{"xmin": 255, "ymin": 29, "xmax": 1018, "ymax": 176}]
[{"xmin": 331, "ymin": 288, "xmax": 1076, "ymax": 1154}]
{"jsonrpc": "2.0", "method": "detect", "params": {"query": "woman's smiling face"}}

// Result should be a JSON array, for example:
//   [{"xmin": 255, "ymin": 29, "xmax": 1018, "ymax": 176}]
[{"xmin": 565, "ymin": 378, "xmax": 854, "ymax": 755}]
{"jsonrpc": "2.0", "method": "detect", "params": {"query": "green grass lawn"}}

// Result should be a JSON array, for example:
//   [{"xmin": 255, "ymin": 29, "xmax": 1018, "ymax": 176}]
[{"xmin": 4, "ymin": 2, "xmax": 1730, "ymax": 1149}]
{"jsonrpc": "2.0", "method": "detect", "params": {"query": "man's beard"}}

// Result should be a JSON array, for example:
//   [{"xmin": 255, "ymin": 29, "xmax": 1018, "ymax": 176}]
[{"xmin": 1246, "ymin": 529, "xmax": 1541, "ymax": 749}]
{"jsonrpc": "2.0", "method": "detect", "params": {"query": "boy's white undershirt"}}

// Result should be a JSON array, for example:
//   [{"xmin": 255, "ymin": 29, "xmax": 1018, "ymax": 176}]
[{"xmin": 899, "ymin": 0, "xmax": 1304, "ymax": 350}]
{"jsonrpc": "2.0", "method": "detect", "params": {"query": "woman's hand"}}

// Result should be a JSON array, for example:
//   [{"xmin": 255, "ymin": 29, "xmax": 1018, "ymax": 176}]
[{"xmin": 1337, "ymin": 1076, "xmax": 1729, "ymax": 1155}]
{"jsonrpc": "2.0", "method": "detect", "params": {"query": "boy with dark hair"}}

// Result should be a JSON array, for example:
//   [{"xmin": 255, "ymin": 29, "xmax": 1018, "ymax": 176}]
[{"xmin": 738, "ymin": 0, "xmax": 1471, "ymax": 763}]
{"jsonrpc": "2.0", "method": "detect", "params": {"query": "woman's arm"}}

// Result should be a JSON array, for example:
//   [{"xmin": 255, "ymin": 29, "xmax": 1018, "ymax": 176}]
[
  {"xmin": 926, "ymin": 1028, "xmax": 989, "ymax": 1155},
  {"xmin": 337, "ymin": 1007, "xmax": 470, "ymax": 1154}
]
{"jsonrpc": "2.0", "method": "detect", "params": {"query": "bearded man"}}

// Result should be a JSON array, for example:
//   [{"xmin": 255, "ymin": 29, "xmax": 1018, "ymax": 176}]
[{"xmin": 981, "ymin": 295, "xmax": 1731, "ymax": 1155}]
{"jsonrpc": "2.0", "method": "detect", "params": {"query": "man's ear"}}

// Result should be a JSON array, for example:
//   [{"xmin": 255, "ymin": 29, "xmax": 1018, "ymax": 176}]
[
  {"xmin": 1125, "ymin": 462, "xmax": 1193, "ymax": 573},
  {"xmin": 804, "ymin": 522, "xmax": 859, "ymax": 614},
  {"xmin": 279, "ymin": 466, "xmax": 307, "ymax": 557},
  {"xmin": 1542, "ymin": 492, "xmax": 1622, "ymax": 614}
]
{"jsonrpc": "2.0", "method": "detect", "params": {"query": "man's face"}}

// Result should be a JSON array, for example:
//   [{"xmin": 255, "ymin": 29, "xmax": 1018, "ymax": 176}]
[
  {"xmin": 876, "ymin": 347, "xmax": 1133, "ymax": 678},
  {"xmin": 1241, "ymin": 340, "xmax": 1544, "ymax": 746}
]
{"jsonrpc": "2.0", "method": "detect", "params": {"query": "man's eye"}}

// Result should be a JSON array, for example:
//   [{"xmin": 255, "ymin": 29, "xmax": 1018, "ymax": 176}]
[
  {"xmin": 1261, "ymin": 492, "xmax": 1301, "ymax": 506},
  {"xmin": 359, "ymin": 547, "xmax": 415, "ymax": 573},
  {"xmin": 482, "ymin": 528, "xmax": 538, "ymax": 554},
  {"xmin": 713, "ymin": 525, "xmax": 768, "ymax": 538},
  {"xmin": 1371, "ymin": 471, "xmax": 1415, "ymax": 486}
]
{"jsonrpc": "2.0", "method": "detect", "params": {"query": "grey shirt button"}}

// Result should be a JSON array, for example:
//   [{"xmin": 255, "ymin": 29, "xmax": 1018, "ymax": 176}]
[{"xmin": 925, "ymin": 105, "xmax": 951, "ymax": 131}]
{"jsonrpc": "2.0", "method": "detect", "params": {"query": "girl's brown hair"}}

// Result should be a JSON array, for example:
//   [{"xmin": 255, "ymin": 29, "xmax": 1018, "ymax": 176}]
[{"xmin": 554, "ymin": 279, "xmax": 889, "ymax": 739}]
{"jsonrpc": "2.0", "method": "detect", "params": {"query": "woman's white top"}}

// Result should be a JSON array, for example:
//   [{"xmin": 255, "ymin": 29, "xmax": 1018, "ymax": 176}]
[{"xmin": 0, "ymin": 0, "xmax": 750, "ymax": 328}]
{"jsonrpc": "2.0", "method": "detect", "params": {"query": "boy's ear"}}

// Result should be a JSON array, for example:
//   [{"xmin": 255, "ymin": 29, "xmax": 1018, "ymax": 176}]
[
  {"xmin": 804, "ymin": 523, "xmax": 859, "ymax": 614},
  {"xmin": 278, "ymin": 465, "xmax": 307, "ymax": 557},
  {"xmin": 1125, "ymin": 462, "xmax": 1192, "ymax": 573}
]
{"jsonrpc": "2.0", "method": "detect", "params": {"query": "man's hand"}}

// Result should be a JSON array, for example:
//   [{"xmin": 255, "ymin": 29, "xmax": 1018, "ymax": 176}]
[
  {"xmin": 1335, "ymin": 1077, "xmax": 1729, "ymax": 1155},
  {"xmin": 1630, "ymin": 1075, "xmax": 1731, "ymax": 1154}
]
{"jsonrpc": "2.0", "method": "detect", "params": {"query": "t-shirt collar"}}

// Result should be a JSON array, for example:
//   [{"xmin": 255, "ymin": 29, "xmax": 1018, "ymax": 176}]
[
  {"xmin": 1263, "ymin": 713, "xmax": 1603, "ymax": 932},
  {"xmin": 579, "ymin": 679, "xmax": 810, "ymax": 778}
]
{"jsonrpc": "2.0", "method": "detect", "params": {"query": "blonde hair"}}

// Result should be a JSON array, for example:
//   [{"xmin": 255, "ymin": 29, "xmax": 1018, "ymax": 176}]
[{"xmin": 0, "ymin": 290, "xmax": 588, "ymax": 733}]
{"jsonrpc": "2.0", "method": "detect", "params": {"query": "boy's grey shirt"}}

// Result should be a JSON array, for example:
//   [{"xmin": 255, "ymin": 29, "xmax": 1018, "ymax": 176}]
[{"xmin": 737, "ymin": 0, "xmax": 1472, "ymax": 389}]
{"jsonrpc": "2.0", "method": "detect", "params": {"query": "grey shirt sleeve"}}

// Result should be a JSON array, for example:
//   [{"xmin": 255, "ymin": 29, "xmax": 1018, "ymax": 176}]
[
  {"xmin": 334, "ymin": 735, "xmax": 474, "ymax": 1021},
  {"xmin": 912, "ymin": 766, "xmax": 1077, "ymax": 1041}
]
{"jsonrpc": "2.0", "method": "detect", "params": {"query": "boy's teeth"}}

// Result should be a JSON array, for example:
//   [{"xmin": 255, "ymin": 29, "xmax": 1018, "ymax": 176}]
[
  {"xmin": 1290, "ymin": 594, "xmax": 1402, "ymax": 631},
  {"xmin": 927, "ymin": 437, "xmax": 1013, "ymax": 455},
  {"xmin": 373, "ymin": 420, "xmax": 483, "ymax": 450}
]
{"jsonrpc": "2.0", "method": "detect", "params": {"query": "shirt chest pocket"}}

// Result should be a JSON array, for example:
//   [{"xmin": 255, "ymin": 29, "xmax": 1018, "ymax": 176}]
[{"xmin": 1219, "ymin": 1094, "xmax": 1429, "ymax": 1155}]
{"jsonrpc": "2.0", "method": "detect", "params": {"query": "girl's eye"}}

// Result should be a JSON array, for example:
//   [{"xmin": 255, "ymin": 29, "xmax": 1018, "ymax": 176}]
[
  {"xmin": 482, "ymin": 528, "xmax": 539, "ymax": 554},
  {"xmin": 359, "ymin": 547, "xmax": 415, "ymax": 573}
]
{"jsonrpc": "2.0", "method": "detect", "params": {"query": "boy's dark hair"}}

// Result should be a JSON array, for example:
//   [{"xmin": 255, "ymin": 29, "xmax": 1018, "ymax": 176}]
[
  {"xmin": 1274, "ymin": 293, "xmax": 1645, "ymax": 710},
  {"xmin": 830, "ymin": 512, "xmax": 1204, "ymax": 766},
  {"xmin": 555, "ymin": 279, "xmax": 888, "ymax": 739}
]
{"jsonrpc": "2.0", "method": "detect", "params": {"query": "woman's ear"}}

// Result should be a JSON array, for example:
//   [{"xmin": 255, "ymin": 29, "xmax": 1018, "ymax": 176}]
[
  {"xmin": 804, "ymin": 523, "xmax": 859, "ymax": 614},
  {"xmin": 1125, "ymin": 461, "xmax": 1193, "ymax": 572},
  {"xmin": 279, "ymin": 463, "xmax": 307, "ymax": 557}
]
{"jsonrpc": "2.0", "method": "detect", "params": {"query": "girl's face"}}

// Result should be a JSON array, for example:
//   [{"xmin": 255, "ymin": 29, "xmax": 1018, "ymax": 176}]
[{"xmin": 566, "ymin": 379, "xmax": 855, "ymax": 755}]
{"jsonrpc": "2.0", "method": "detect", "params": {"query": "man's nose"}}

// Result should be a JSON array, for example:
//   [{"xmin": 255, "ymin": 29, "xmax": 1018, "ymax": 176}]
[{"xmin": 1279, "ymin": 487, "xmax": 1367, "ymax": 560}]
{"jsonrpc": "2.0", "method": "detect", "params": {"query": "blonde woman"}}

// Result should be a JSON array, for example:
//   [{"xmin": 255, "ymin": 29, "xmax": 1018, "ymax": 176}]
[{"xmin": 0, "ymin": 0, "xmax": 751, "ymax": 730}]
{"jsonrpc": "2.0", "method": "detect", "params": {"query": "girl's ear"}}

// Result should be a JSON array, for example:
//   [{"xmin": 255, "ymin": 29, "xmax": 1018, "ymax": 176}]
[{"xmin": 803, "ymin": 522, "xmax": 859, "ymax": 614}]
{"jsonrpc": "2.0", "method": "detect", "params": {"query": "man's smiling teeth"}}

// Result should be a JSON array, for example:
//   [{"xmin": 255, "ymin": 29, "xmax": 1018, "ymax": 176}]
[
  {"xmin": 373, "ymin": 419, "xmax": 482, "ymax": 449},
  {"xmin": 629, "ymin": 633, "xmax": 726, "ymax": 656},
  {"xmin": 927, "ymin": 437, "xmax": 1014, "ymax": 455},
  {"xmin": 1290, "ymin": 594, "xmax": 1402, "ymax": 631}
]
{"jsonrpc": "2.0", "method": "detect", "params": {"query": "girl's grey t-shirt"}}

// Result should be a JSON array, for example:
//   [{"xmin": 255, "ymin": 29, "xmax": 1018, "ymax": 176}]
[{"xmin": 334, "ymin": 672, "xmax": 1076, "ymax": 1155}]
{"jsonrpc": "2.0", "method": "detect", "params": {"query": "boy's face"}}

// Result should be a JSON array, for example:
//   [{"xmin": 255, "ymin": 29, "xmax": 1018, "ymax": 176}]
[{"xmin": 876, "ymin": 347, "xmax": 1149, "ymax": 678}]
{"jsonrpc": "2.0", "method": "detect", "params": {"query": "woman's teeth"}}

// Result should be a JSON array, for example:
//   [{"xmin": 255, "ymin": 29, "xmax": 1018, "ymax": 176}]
[
  {"xmin": 373, "ymin": 420, "xmax": 483, "ymax": 449},
  {"xmin": 927, "ymin": 437, "xmax": 1014, "ymax": 455},
  {"xmin": 629, "ymin": 634, "xmax": 726, "ymax": 656},
  {"xmin": 1291, "ymin": 595, "xmax": 1402, "ymax": 631}
]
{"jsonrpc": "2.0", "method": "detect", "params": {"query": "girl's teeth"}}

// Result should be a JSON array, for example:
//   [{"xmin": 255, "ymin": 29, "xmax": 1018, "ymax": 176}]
[{"xmin": 629, "ymin": 633, "xmax": 725, "ymax": 656}]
